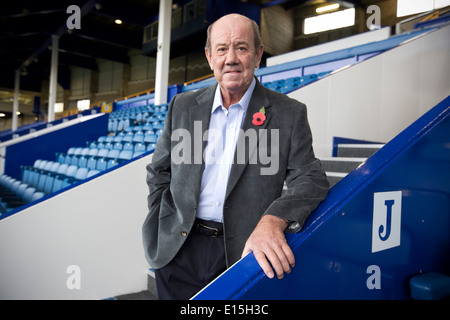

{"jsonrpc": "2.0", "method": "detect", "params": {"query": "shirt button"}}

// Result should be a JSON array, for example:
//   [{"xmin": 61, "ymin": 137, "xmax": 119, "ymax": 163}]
[
  {"xmin": 216, "ymin": 201, "xmax": 221, "ymax": 207},
  {"xmin": 181, "ymin": 231, "xmax": 187, "ymax": 237}
]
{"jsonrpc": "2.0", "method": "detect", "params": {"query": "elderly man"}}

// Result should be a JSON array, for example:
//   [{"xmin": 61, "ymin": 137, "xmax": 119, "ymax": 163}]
[{"xmin": 142, "ymin": 14, "xmax": 329, "ymax": 300}]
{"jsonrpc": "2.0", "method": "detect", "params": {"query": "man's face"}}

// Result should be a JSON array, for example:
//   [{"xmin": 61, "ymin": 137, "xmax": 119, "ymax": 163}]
[{"xmin": 205, "ymin": 15, "xmax": 264, "ymax": 97}]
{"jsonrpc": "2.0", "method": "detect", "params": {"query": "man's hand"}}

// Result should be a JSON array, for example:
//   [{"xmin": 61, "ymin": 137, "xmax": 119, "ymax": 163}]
[{"xmin": 241, "ymin": 215, "xmax": 295, "ymax": 279}]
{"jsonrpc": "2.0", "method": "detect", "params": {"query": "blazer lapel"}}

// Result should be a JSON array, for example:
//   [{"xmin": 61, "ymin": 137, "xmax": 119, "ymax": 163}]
[{"xmin": 225, "ymin": 80, "xmax": 271, "ymax": 199}]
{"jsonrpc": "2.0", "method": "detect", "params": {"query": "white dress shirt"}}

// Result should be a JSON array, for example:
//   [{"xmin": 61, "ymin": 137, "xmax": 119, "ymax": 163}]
[{"xmin": 196, "ymin": 78, "xmax": 256, "ymax": 222}]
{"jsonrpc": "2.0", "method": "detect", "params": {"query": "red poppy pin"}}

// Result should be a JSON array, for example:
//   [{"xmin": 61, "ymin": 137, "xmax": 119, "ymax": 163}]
[{"xmin": 252, "ymin": 107, "xmax": 266, "ymax": 126}]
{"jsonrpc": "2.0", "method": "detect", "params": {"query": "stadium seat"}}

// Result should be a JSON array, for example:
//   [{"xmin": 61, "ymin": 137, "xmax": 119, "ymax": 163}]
[
  {"xmin": 87, "ymin": 170, "xmax": 101, "ymax": 178},
  {"xmin": 22, "ymin": 187, "xmax": 37, "ymax": 203},
  {"xmin": 96, "ymin": 158, "xmax": 108, "ymax": 171},
  {"xmin": 87, "ymin": 157, "xmax": 97, "ymax": 170},
  {"xmin": 75, "ymin": 167, "xmax": 89, "ymax": 180},
  {"xmin": 123, "ymin": 142, "xmax": 134, "ymax": 151},
  {"xmin": 107, "ymin": 149, "xmax": 120, "ymax": 159},
  {"xmin": 78, "ymin": 156, "xmax": 88, "ymax": 168},
  {"xmin": 31, "ymin": 192, "xmax": 44, "ymax": 202},
  {"xmin": 118, "ymin": 150, "xmax": 133, "ymax": 161},
  {"xmin": 66, "ymin": 165, "xmax": 78, "ymax": 178},
  {"xmin": 107, "ymin": 159, "xmax": 118, "ymax": 169}
]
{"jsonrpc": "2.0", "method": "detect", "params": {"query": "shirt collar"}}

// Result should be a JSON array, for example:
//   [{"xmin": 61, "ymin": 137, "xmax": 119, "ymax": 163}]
[{"xmin": 211, "ymin": 77, "xmax": 256, "ymax": 114}]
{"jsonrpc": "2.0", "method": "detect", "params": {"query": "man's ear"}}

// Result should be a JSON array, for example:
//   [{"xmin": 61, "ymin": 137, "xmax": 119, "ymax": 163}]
[
  {"xmin": 256, "ymin": 44, "xmax": 264, "ymax": 68},
  {"xmin": 205, "ymin": 48, "xmax": 214, "ymax": 71}
]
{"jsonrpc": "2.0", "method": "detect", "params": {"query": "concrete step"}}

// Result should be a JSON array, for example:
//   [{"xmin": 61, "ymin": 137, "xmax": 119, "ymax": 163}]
[
  {"xmin": 336, "ymin": 144, "xmax": 384, "ymax": 158},
  {"xmin": 320, "ymin": 157, "xmax": 366, "ymax": 173}
]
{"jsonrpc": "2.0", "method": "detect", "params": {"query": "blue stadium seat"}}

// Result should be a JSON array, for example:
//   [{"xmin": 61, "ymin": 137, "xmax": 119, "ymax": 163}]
[
  {"xmin": 144, "ymin": 133, "xmax": 157, "ymax": 144},
  {"xmin": 66, "ymin": 165, "xmax": 78, "ymax": 178},
  {"xmin": 87, "ymin": 169, "xmax": 101, "ymax": 178},
  {"xmin": 87, "ymin": 157, "xmax": 97, "ymax": 170},
  {"xmin": 134, "ymin": 143, "xmax": 146, "ymax": 153},
  {"xmin": 113, "ymin": 142, "xmax": 123, "ymax": 150},
  {"xmin": 88, "ymin": 148, "xmax": 99, "ymax": 157},
  {"xmin": 22, "ymin": 187, "xmax": 36, "ymax": 203},
  {"xmin": 107, "ymin": 149, "xmax": 120, "ymax": 159},
  {"xmin": 118, "ymin": 150, "xmax": 133, "ymax": 161},
  {"xmin": 78, "ymin": 156, "xmax": 88, "ymax": 168},
  {"xmin": 57, "ymin": 164, "xmax": 69, "ymax": 176},
  {"xmin": 107, "ymin": 159, "xmax": 118, "ymax": 169},
  {"xmin": 133, "ymin": 132, "xmax": 145, "ymax": 144},
  {"xmin": 123, "ymin": 142, "xmax": 134, "ymax": 151},
  {"xmin": 96, "ymin": 158, "xmax": 108, "ymax": 171},
  {"xmin": 56, "ymin": 153, "xmax": 65, "ymax": 163},
  {"xmin": 75, "ymin": 167, "xmax": 89, "ymax": 180},
  {"xmin": 98, "ymin": 149, "xmax": 109, "ymax": 158},
  {"xmin": 122, "ymin": 131, "xmax": 134, "ymax": 143},
  {"xmin": 113, "ymin": 135, "xmax": 123, "ymax": 143},
  {"xmin": 67, "ymin": 147, "xmax": 76, "ymax": 155},
  {"xmin": 43, "ymin": 174, "xmax": 55, "ymax": 194},
  {"xmin": 31, "ymin": 192, "xmax": 44, "ymax": 202}
]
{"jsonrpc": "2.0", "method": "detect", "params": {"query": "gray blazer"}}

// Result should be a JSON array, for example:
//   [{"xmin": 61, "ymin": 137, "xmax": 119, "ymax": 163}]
[{"xmin": 142, "ymin": 79, "xmax": 329, "ymax": 269}]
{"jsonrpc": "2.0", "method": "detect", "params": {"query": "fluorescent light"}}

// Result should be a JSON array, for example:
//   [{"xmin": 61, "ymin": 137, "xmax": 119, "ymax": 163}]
[
  {"xmin": 55, "ymin": 102, "xmax": 64, "ymax": 113},
  {"xmin": 304, "ymin": 8, "xmax": 355, "ymax": 35},
  {"xmin": 397, "ymin": 0, "xmax": 450, "ymax": 17},
  {"xmin": 115, "ymin": 19, "xmax": 123, "ymax": 25},
  {"xmin": 316, "ymin": 3, "xmax": 340, "ymax": 13},
  {"xmin": 77, "ymin": 99, "xmax": 90, "ymax": 111},
  {"xmin": 0, "ymin": 113, "xmax": 5, "ymax": 117}
]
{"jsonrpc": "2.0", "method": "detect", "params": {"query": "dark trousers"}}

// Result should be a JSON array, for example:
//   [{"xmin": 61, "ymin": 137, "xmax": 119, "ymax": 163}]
[{"xmin": 154, "ymin": 220, "xmax": 227, "ymax": 300}]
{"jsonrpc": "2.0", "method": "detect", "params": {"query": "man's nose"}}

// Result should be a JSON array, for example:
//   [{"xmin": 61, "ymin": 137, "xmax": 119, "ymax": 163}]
[{"xmin": 225, "ymin": 49, "xmax": 239, "ymax": 65}]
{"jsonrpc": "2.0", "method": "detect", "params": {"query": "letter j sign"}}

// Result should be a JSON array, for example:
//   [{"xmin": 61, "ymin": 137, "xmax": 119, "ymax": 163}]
[{"xmin": 372, "ymin": 191, "xmax": 402, "ymax": 253}]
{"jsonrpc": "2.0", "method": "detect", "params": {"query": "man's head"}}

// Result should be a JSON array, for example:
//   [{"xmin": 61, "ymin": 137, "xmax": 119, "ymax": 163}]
[{"xmin": 205, "ymin": 14, "xmax": 264, "ymax": 101}]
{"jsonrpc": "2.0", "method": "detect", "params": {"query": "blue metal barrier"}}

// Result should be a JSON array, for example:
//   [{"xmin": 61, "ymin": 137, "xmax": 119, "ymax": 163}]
[{"xmin": 193, "ymin": 95, "xmax": 450, "ymax": 300}]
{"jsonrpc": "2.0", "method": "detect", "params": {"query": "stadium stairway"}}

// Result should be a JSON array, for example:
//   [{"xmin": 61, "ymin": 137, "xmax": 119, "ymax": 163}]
[{"xmin": 322, "ymin": 143, "xmax": 385, "ymax": 187}]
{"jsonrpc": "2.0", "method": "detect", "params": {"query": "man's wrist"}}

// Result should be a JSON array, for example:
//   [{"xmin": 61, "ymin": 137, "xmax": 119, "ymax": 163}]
[{"xmin": 261, "ymin": 214, "xmax": 289, "ymax": 230}]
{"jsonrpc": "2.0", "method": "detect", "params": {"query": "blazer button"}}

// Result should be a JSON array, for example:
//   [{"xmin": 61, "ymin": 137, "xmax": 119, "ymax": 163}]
[{"xmin": 181, "ymin": 231, "xmax": 187, "ymax": 237}]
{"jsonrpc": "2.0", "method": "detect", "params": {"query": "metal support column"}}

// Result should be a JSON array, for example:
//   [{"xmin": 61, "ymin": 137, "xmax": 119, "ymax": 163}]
[
  {"xmin": 154, "ymin": 0, "xmax": 172, "ymax": 106},
  {"xmin": 48, "ymin": 35, "xmax": 59, "ymax": 123},
  {"xmin": 12, "ymin": 70, "xmax": 20, "ymax": 131}
]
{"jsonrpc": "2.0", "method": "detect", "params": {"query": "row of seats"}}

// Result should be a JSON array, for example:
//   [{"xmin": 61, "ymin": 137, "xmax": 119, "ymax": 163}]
[
  {"xmin": 21, "ymin": 160, "xmax": 98, "ymax": 195},
  {"xmin": 262, "ymin": 72, "xmax": 331, "ymax": 94},
  {"xmin": 96, "ymin": 129, "xmax": 162, "ymax": 146},
  {"xmin": 109, "ymin": 104, "xmax": 168, "ymax": 121},
  {"xmin": 0, "ymin": 174, "xmax": 42, "ymax": 214},
  {"xmin": 108, "ymin": 104, "xmax": 168, "ymax": 133}
]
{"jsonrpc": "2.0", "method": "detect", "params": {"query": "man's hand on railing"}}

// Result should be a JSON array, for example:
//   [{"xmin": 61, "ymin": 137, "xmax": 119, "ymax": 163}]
[{"xmin": 241, "ymin": 215, "xmax": 295, "ymax": 279}]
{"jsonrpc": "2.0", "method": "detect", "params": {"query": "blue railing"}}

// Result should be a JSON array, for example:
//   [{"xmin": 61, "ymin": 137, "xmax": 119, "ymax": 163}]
[{"xmin": 193, "ymin": 95, "xmax": 450, "ymax": 300}]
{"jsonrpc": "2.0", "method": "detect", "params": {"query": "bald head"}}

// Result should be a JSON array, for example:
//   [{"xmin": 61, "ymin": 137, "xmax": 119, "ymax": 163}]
[
  {"xmin": 205, "ymin": 14, "xmax": 263, "ymax": 52},
  {"xmin": 204, "ymin": 13, "xmax": 264, "ymax": 107}
]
